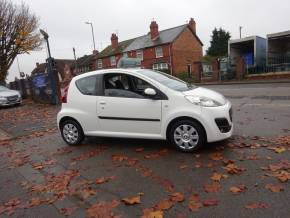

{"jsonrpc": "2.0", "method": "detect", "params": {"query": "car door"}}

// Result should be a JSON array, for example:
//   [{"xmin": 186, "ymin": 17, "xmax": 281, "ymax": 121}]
[{"xmin": 96, "ymin": 73, "xmax": 165, "ymax": 136}]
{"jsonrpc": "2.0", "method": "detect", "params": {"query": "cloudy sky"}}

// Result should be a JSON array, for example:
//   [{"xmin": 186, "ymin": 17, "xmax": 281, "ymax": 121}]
[{"xmin": 7, "ymin": 0, "xmax": 290, "ymax": 81}]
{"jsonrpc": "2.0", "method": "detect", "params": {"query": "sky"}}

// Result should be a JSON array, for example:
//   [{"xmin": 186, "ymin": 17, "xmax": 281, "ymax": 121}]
[{"xmin": 7, "ymin": 0, "xmax": 290, "ymax": 81}]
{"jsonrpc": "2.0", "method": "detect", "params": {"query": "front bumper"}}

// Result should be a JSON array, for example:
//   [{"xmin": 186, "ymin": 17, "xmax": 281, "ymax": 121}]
[
  {"xmin": 200, "ymin": 100, "xmax": 233, "ymax": 143},
  {"xmin": 0, "ymin": 98, "xmax": 22, "ymax": 106}
]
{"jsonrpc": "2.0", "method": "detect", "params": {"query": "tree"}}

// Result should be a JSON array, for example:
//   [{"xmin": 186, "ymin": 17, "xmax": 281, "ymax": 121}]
[
  {"xmin": 206, "ymin": 28, "xmax": 231, "ymax": 57},
  {"xmin": 0, "ymin": 0, "xmax": 41, "ymax": 83}
]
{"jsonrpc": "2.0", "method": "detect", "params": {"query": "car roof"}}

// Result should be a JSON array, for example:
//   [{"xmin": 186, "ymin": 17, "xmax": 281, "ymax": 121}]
[{"xmin": 73, "ymin": 68, "xmax": 145, "ymax": 80}]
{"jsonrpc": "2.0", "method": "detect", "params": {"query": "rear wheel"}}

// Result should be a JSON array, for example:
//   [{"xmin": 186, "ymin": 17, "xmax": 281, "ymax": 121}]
[
  {"xmin": 169, "ymin": 119, "xmax": 205, "ymax": 152},
  {"xmin": 60, "ymin": 120, "xmax": 84, "ymax": 145}
]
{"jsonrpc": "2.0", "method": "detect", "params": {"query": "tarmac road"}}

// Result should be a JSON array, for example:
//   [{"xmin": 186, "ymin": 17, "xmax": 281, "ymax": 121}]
[{"xmin": 0, "ymin": 83, "xmax": 289, "ymax": 218}]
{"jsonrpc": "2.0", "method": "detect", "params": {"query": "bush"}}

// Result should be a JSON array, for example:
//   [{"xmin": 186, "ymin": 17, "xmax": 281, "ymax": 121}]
[{"xmin": 176, "ymin": 72, "xmax": 195, "ymax": 83}]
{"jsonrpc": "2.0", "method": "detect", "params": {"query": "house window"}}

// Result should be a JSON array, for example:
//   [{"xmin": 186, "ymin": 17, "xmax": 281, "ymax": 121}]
[
  {"xmin": 155, "ymin": 46, "xmax": 163, "ymax": 58},
  {"xmin": 153, "ymin": 63, "xmax": 168, "ymax": 70},
  {"xmin": 136, "ymin": 50, "xmax": 143, "ymax": 60},
  {"xmin": 123, "ymin": 53, "xmax": 128, "ymax": 58},
  {"xmin": 97, "ymin": 59, "xmax": 102, "ymax": 69},
  {"xmin": 110, "ymin": 56, "xmax": 116, "ymax": 66}
]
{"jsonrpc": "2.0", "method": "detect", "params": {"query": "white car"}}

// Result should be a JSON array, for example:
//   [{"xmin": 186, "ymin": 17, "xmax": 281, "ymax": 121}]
[
  {"xmin": 0, "ymin": 85, "xmax": 22, "ymax": 107},
  {"xmin": 57, "ymin": 69, "xmax": 233, "ymax": 152}
]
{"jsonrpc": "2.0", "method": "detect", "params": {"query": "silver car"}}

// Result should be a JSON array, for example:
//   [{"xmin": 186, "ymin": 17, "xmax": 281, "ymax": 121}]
[{"xmin": 0, "ymin": 85, "xmax": 22, "ymax": 106}]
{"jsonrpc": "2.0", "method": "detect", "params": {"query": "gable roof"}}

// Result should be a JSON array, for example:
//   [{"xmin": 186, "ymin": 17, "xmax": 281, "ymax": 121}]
[
  {"xmin": 98, "ymin": 38, "xmax": 135, "ymax": 58},
  {"xmin": 98, "ymin": 24, "xmax": 203, "ymax": 59},
  {"xmin": 74, "ymin": 54, "xmax": 96, "ymax": 68},
  {"xmin": 124, "ymin": 24, "xmax": 188, "ymax": 52}
]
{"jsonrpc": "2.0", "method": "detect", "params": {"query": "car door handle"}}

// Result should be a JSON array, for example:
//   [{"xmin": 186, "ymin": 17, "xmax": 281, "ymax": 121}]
[{"xmin": 99, "ymin": 101, "xmax": 106, "ymax": 105}]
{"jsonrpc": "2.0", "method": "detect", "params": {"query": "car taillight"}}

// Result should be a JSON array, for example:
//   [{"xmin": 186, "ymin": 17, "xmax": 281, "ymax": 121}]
[{"xmin": 61, "ymin": 86, "xmax": 69, "ymax": 103}]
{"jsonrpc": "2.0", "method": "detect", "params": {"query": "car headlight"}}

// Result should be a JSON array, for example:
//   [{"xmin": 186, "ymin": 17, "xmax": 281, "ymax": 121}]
[{"xmin": 185, "ymin": 96, "xmax": 222, "ymax": 107}]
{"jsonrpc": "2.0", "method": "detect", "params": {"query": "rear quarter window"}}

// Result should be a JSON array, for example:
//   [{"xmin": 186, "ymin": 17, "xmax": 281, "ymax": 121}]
[{"xmin": 75, "ymin": 76, "xmax": 98, "ymax": 95}]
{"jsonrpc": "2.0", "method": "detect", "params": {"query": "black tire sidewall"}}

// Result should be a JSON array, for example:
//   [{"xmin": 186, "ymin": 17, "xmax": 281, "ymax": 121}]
[
  {"xmin": 169, "ymin": 120, "xmax": 205, "ymax": 152},
  {"xmin": 60, "ymin": 120, "xmax": 84, "ymax": 145}
]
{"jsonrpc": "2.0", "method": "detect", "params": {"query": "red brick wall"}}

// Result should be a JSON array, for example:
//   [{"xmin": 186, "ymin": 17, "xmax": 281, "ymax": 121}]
[
  {"xmin": 172, "ymin": 27, "xmax": 203, "ymax": 76},
  {"xmin": 126, "ymin": 44, "xmax": 172, "ymax": 71},
  {"xmin": 98, "ymin": 54, "xmax": 123, "ymax": 69}
]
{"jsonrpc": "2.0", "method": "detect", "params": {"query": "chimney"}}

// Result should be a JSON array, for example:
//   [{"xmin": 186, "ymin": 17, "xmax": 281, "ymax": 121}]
[
  {"xmin": 93, "ymin": 50, "xmax": 99, "ymax": 55},
  {"xmin": 36, "ymin": 62, "xmax": 40, "ymax": 67},
  {"xmin": 188, "ymin": 18, "xmax": 196, "ymax": 34},
  {"xmin": 150, "ymin": 21, "xmax": 159, "ymax": 40},
  {"xmin": 111, "ymin": 33, "xmax": 118, "ymax": 49}
]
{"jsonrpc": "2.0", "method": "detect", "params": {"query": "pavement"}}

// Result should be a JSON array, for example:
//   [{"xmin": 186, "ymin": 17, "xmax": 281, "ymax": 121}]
[
  {"xmin": 0, "ymin": 83, "xmax": 290, "ymax": 218},
  {"xmin": 199, "ymin": 79, "xmax": 290, "ymax": 85}
]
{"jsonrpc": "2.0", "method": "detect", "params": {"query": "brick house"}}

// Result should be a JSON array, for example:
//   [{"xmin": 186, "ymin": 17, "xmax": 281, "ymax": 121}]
[
  {"xmin": 72, "ymin": 50, "xmax": 99, "ymax": 75},
  {"xmin": 97, "ymin": 18, "xmax": 203, "ymax": 76}
]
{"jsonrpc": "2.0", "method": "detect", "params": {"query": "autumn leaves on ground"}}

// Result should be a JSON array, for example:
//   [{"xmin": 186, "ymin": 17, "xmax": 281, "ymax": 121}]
[{"xmin": 0, "ymin": 100, "xmax": 290, "ymax": 218}]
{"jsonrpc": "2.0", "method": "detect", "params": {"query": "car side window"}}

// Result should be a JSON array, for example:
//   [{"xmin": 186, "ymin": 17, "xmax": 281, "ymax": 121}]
[
  {"xmin": 76, "ymin": 76, "xmax": 97, "ymax": 95},
  {"xmin": 103, "ymin": 74, "xmax": 143, "ymax": 98}
]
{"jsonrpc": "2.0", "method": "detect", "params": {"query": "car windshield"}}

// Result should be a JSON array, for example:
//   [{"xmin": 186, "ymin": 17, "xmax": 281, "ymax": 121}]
[
  {"xmin": 0, "ymin": 86, "xmax": 9, "ymax": 92},
  {"xmin": 137, "ymin": 69, "xmax": 196, "ymax": 92}
]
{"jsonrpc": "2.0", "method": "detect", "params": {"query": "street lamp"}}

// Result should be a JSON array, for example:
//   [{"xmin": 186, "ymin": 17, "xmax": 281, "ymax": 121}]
[
  {"xmin": 85, "ymin": 22, "xmax": 96, "ymax": 51},
  {"xmin": 40, "ymin": 29, "xmax": 52, "ymax": 58},
  {"xmin": 39, "ymin": 29, "xmax": 58, "ymax": 105}
]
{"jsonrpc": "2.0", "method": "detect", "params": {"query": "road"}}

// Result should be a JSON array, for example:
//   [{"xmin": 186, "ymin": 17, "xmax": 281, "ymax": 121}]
[
  {"xmin": 0, "ymin": 83, "xmax": 289, "ymax": 218},
  {"xmin": 203, "ymin": 83, "xmax": 290, "ymax": 137}
]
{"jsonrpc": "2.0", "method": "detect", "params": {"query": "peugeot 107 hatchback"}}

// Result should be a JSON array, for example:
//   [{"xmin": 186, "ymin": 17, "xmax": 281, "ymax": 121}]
[{"xmin": 57, "ymin": 69, "xmax": 233, "ymax": 152}]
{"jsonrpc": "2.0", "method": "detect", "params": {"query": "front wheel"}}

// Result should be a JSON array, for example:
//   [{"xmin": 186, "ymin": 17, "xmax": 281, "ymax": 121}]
[
  {"xmin": 60, "ymin": 120, "xmax": 84, "ymax": 145},
  {"xmin": 169, "ymin": 120, "xmax": 205, "ymax": 152}
]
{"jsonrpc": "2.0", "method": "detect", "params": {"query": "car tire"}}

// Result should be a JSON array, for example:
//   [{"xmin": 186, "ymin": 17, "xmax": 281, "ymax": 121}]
[
  {"xmin": 169, "ymin": 119, "xmax": 205, "ymax": 152},
  {"xmin": 60, "ymin": 120, "xmax": 84, "ymax": 145}
]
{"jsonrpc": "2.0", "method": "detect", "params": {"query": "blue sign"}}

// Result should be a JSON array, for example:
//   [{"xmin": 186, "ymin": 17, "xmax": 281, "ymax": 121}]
[{"xmin": 32, "ymin": 74, "xmax": 47, "ymax": 88}]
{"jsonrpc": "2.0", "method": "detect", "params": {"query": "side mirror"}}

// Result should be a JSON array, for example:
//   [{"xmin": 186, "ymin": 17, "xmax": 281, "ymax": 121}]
[{"xmin": 144, "ymin": 88, "xmax": 156, "ymax": 96}]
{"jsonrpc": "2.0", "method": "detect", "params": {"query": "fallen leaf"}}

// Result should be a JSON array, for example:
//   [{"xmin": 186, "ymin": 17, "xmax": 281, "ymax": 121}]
[
  {"xmin": 122, "ymin": 195, "xmax": 141, "ymax": 205},
  {"xmin": 209, "ymin": 152, "xmax": 223, "ymax": 161},
  {"xmin": 95, "ymin": 176, "xmax": 115, "ymax": 184},
  {"xmin": 204, "ymin": 183, "xmax": 221, "ymax": 193},
  {"xmin": 60, "ymin": 206, "xmax": 78, "ymax": 216},
  {"xmin": 210, "ymin": 172, "xmax": 222, "ymax": 182},
  {"xmin": 143, "ymin": 210, "xmax": 164, "ymax": 218},
  {"xmin": 170, "ymin": 192, "xmax": 184, "ymax": 202},
  {"xmin": 223, "ymin": 163, "xmax": 245, "ymax": 174},
  {"xmin": 202, "ymin": 199, "xmax": 219, "ymax": 207},
  {"xmin": 112, "ymin": 154, "xmax": 128, "ymax": 162},
  {"xmin": 188, "ymin": 194, "xmax": 202, "ymax": 212},
  {"xmin": 273, "ymin": 147, "xmax": 286, "ymax": 154},
  {"xmin": 135, "ymin": 148, "xmax": 144, "ymax": 152},
  {"xmin": 155, "ymin": 199, "xmax": 173, "ymax": 210},
  {"xmin": 229, "ymin": 185, "xmax": 247, "ymax": 194},
  {"xmin": 86, "ymin": 200, "xmax": 119, "ymax": 218},
  {"xmin": 245, "ymin": 202, "xmax": 269, "ymax": 209},
  {"xmin": 265, "ymin": 184, "xmax": 284, "ymax": 193}
]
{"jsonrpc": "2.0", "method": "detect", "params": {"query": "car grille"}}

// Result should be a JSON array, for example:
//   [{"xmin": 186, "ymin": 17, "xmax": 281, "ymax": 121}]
[{"xmin": 7, "ymin": 95, "xmax": 19, "ymax": 102}]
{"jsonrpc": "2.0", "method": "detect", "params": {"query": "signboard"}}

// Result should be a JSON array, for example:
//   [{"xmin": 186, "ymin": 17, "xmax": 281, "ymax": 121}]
[{"xmin": 32, "ymin": 74, "xmax": 47, "ymax": 88}]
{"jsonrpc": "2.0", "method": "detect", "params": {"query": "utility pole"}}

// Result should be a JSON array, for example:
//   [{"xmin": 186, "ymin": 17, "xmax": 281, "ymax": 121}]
[
  {"xmin": 85, "ymin": 22, "xmax": 96, "ymax": 51},
  {"xmin": 239, "ymin": 26, "xmax": 243, "ymax": 39},
  {"xmin": 73, "ymin": 47, "xmax": 77, "ymax": 74}
]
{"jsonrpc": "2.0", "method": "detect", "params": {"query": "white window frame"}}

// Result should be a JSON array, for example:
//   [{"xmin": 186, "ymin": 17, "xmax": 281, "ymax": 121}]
[
  {"xmin": 110, "ymin": 56, "xmax": 116, "ymax": 66},
  {"xmin": 152, "ymin": 62, "xmax": 168, "ymax": 70},
  {"xmin": 97, "ymin": 59, "xmax": 102, "ymax": 69},
  {"xmin": 136, "ymin": 50, "xmax": 143, "ymax": 60},
  {"xmin": 155, "ymin": 46, "xmax": 163, "ymax": 58}
]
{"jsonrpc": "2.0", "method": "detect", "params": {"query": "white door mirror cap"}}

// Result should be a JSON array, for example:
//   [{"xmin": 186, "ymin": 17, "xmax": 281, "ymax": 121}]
[{"xmin": 144, "ymin": 88, "xmax": 157, "ymax": 96}]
